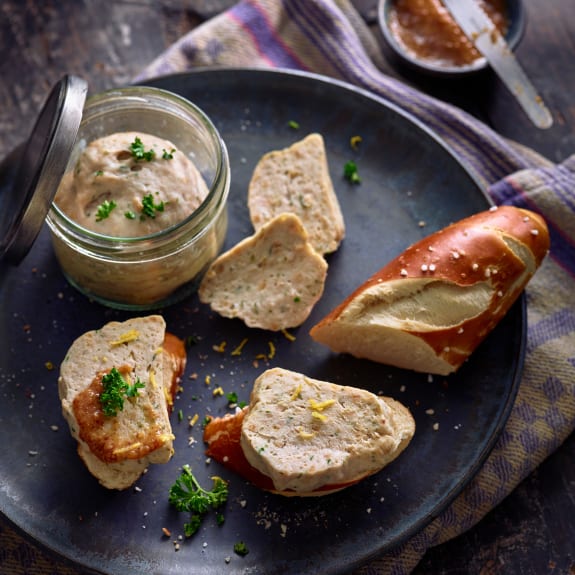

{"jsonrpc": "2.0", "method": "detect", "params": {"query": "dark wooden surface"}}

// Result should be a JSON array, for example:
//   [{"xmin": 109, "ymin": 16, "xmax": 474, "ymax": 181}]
[{"xmin": 1, "ymin": 1, "xmax": 574, "ymax": 574}]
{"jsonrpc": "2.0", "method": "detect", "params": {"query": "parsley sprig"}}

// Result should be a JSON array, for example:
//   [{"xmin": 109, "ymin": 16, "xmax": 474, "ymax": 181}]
[
  {"xmin": 130, "ymin": 137, "xmax": 156, "ymax": 162},
  {"xmin": 99, "ymin": 367, "xmax": 145, "ymax": 417},
  {"xmin": 169, "ymin": 465, "xmax": 228, "ymax": 537},
  {"xmin": 141, "ymin": 194, "xmax": 165, "ymax": 219},
  {"xmin": 95, "ymin": 199, "xmax": 117, "ymax": 222}
]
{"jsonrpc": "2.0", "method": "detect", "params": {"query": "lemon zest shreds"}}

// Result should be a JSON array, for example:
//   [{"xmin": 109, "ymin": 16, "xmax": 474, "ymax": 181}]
[
  {"xmin": 164, "ymin": 386, "xmax": 173, "ymax": 408},
  {"xmin": 281, "ymin": 329, "xmax": 296, "ymax": 342},
  {"xmin": 267, "ymin": 341, "xmax": 276, "ymax": 359},
  {"xmin": 311, "ymin": 411, "xmax": 328, "ymax": 422},
  {"xmin": 350, "ymin": 135, "xmax": 362, "ymax": 150},
  {"xmin": 109, "ymin": 329, "xmax": 140, "ymax": 346},
  {"xmin": 213, "ymin": 386, "xmax": 224, "ymax": 397},
  {"xmin": 112, "ymin": 442, "xmax": 142, "ymax": 455},
  {"xmin": 205, "ymin": 374, "xmax": 211, "ymax": 386},
  {"xmin": 290, "ymin": 384, "xmax": 303, "ymax": 401},
  {"xmin": 231, "ymin": 338, "xmax": 249, "ymax": 356},
  {"xmin": 213, "ymin": 341, "xmax": 227, "ymax": 353},
  {"xmin": 309, "ymin": 398, "xmax": 335, "ymax": 411},
  {"xmin": 298, "ymin": 428, "xmax": 315, "ymax": 439}
]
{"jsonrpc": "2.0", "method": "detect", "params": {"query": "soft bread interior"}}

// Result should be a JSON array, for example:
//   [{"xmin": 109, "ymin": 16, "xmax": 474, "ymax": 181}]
[
  {"xmin": 342, "ymin": 278, "xmax": 493, "ymax": 331},
  {"xmin": 199, "ymin": 213, "xmax": 327, "ymax": 331},
  {"xmin": 248, "ymin": 133, "xmax": 345, "ymax": 255},
  {"xmin": 311, "ymin": 320, "xmax": 455, "ymax": 375}
]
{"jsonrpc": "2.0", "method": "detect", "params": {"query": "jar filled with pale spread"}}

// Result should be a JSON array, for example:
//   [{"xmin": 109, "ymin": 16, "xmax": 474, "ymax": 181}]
[{"xmin": 46, "ymin": 86, "xmax": 230, "ymax": 310}]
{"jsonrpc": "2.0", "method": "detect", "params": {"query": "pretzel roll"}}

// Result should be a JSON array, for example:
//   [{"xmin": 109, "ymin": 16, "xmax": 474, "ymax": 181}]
[{"xmin": 310, "ymin": 206, "xmax": 550, "ymax": 375}]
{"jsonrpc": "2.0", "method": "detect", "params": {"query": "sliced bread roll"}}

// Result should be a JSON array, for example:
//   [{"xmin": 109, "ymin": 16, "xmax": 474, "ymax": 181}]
[
  {"xmin": 58, "ymin": 315, "xmax": 186, "ymax": 489},
  {"xmin": 248, "ymin": 133, "xmax": 345, "ymax": 255},
  {"xmin": 204, "ymin": 367, "xmax": 415, "ymax": 496},
  {"xmin": 310, "ymin": 206, "xmax": 550, "ymax": 375},
  {"xmin": 198, "ymin": 213, "xmax": 328, "ymax": 331}
]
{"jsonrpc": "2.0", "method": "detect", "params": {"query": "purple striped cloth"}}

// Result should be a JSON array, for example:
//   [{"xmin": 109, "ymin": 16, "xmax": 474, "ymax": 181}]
[{"xmin": 137, "ymin": 1, "xmax": 575, "ymax": 573}]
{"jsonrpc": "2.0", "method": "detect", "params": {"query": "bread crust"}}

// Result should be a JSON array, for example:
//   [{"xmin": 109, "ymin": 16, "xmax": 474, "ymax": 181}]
[{"xmin": 310, "ymin": 206, "xmax": 550, "ymax": 374}]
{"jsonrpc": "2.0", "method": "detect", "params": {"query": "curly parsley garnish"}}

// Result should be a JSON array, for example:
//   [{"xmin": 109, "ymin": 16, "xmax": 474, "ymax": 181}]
[
  {"xmin": 343, "ymin": 160, "xmax": 361, "ymax": 184},
  {"xmin": 95, "ymin": 199, "xmax": 117, "ymax": 222},
  {"xmin": 99, "ymin": 367, "xmax": 145, "ymax": 417},
  {"xmin": 169, "ymin": 464, "xmax": 228, "ymax": 537},
  {"xmin": 129, "ymin": 137, "xmax": 156, "ymax": 162},
  {"xmin": 141, "ymin": 194, "xmax": 165, "ymax": 219}
]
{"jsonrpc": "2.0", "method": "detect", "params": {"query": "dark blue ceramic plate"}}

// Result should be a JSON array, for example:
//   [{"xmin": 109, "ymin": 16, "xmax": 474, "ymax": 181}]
[{"xmin": 0, "ymin": 68, "xmax": 524, "ymax": 575}]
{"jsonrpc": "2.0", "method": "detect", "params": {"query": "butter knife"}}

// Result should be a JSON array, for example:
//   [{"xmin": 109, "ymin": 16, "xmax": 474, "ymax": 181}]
[{"xmin": 441, "ymin": 0, "xmax": 553, "ymax": 129}]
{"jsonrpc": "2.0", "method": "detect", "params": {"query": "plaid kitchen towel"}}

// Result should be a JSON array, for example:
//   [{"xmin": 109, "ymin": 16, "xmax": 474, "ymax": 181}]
[
  {"xmin": 138, "ymin": 1, "xmax": 575, "ymax": 574},
  {"xmin": 2, "ymin": 2, "xmax": 572, "ymax": 575}
]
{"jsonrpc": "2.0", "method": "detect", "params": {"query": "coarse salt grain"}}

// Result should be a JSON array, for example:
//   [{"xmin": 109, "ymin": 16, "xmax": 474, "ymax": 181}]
[
  {"xmin": 400, "ymin": 268, "xmax": 408, "ymax": 277},
  {"xmin": 421, "ymin": 264, "xmax": 428, "ymax": 272},
  {"xmin": 531, "ymin": 229, "xmax": 539, "ymax": 236}
]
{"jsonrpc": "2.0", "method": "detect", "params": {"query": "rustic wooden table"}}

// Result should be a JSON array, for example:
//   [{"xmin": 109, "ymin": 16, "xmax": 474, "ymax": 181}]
[{"xmin": 0, "ymin": 1, "xmax": 574, "ymax": 574}]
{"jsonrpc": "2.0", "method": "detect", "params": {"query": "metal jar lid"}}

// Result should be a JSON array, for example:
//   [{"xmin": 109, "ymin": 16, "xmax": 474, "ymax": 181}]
[{"xmin": 0, "ymin": 75, "xmax": 87, "ymax": 264}]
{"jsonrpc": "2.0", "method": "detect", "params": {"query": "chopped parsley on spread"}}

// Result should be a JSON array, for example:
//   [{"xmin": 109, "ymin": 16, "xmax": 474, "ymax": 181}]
[
  {"xmin": 162, "ymin": 148, "xmax": 176, "ymax": 159},
  {"xmin": 130, "ymin": 137, "xmax": 156, "ymax": 162},
  {"xmin": 95, "ymin": 199, "xmax": 117, "ymax": 222},
  {"xmin": 141, "ymin": 194, "xmax": 165, "ymax": 219},
  {"xmin": 99, "ymin": 367, "xmax": 145, "ymax": 417}
]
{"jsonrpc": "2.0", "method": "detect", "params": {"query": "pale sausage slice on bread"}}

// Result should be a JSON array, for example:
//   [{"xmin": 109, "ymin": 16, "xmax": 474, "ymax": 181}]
[
  {"xmin": 204, "ymin": 367, "xmax": 415, "ymax": 496},
  {"xmin": 310, "ymin": 206, "xmax": 550, "ymax": 375},
  {"xmin": 248, "ymin": 133, "xmax": 345, "ymax": 255},
  {"xmin": 58, "ymin": 315, "xmax": 186, "ymax": 489},
  {"xmin": 198, "ymin": 213, "xmax": 328, "ymax": 331}
]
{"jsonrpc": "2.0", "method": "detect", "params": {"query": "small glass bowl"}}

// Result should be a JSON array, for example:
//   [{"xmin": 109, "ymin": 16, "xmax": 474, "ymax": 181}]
[{"xmin": 46, "ymin": 86, "xmax": 230, "ymax": 310}]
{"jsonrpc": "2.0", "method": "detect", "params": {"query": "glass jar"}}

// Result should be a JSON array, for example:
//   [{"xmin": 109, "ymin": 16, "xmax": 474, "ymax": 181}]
[{"xmin": 46, "ymin": 86, "xmax": 229, "ymax": 310}]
